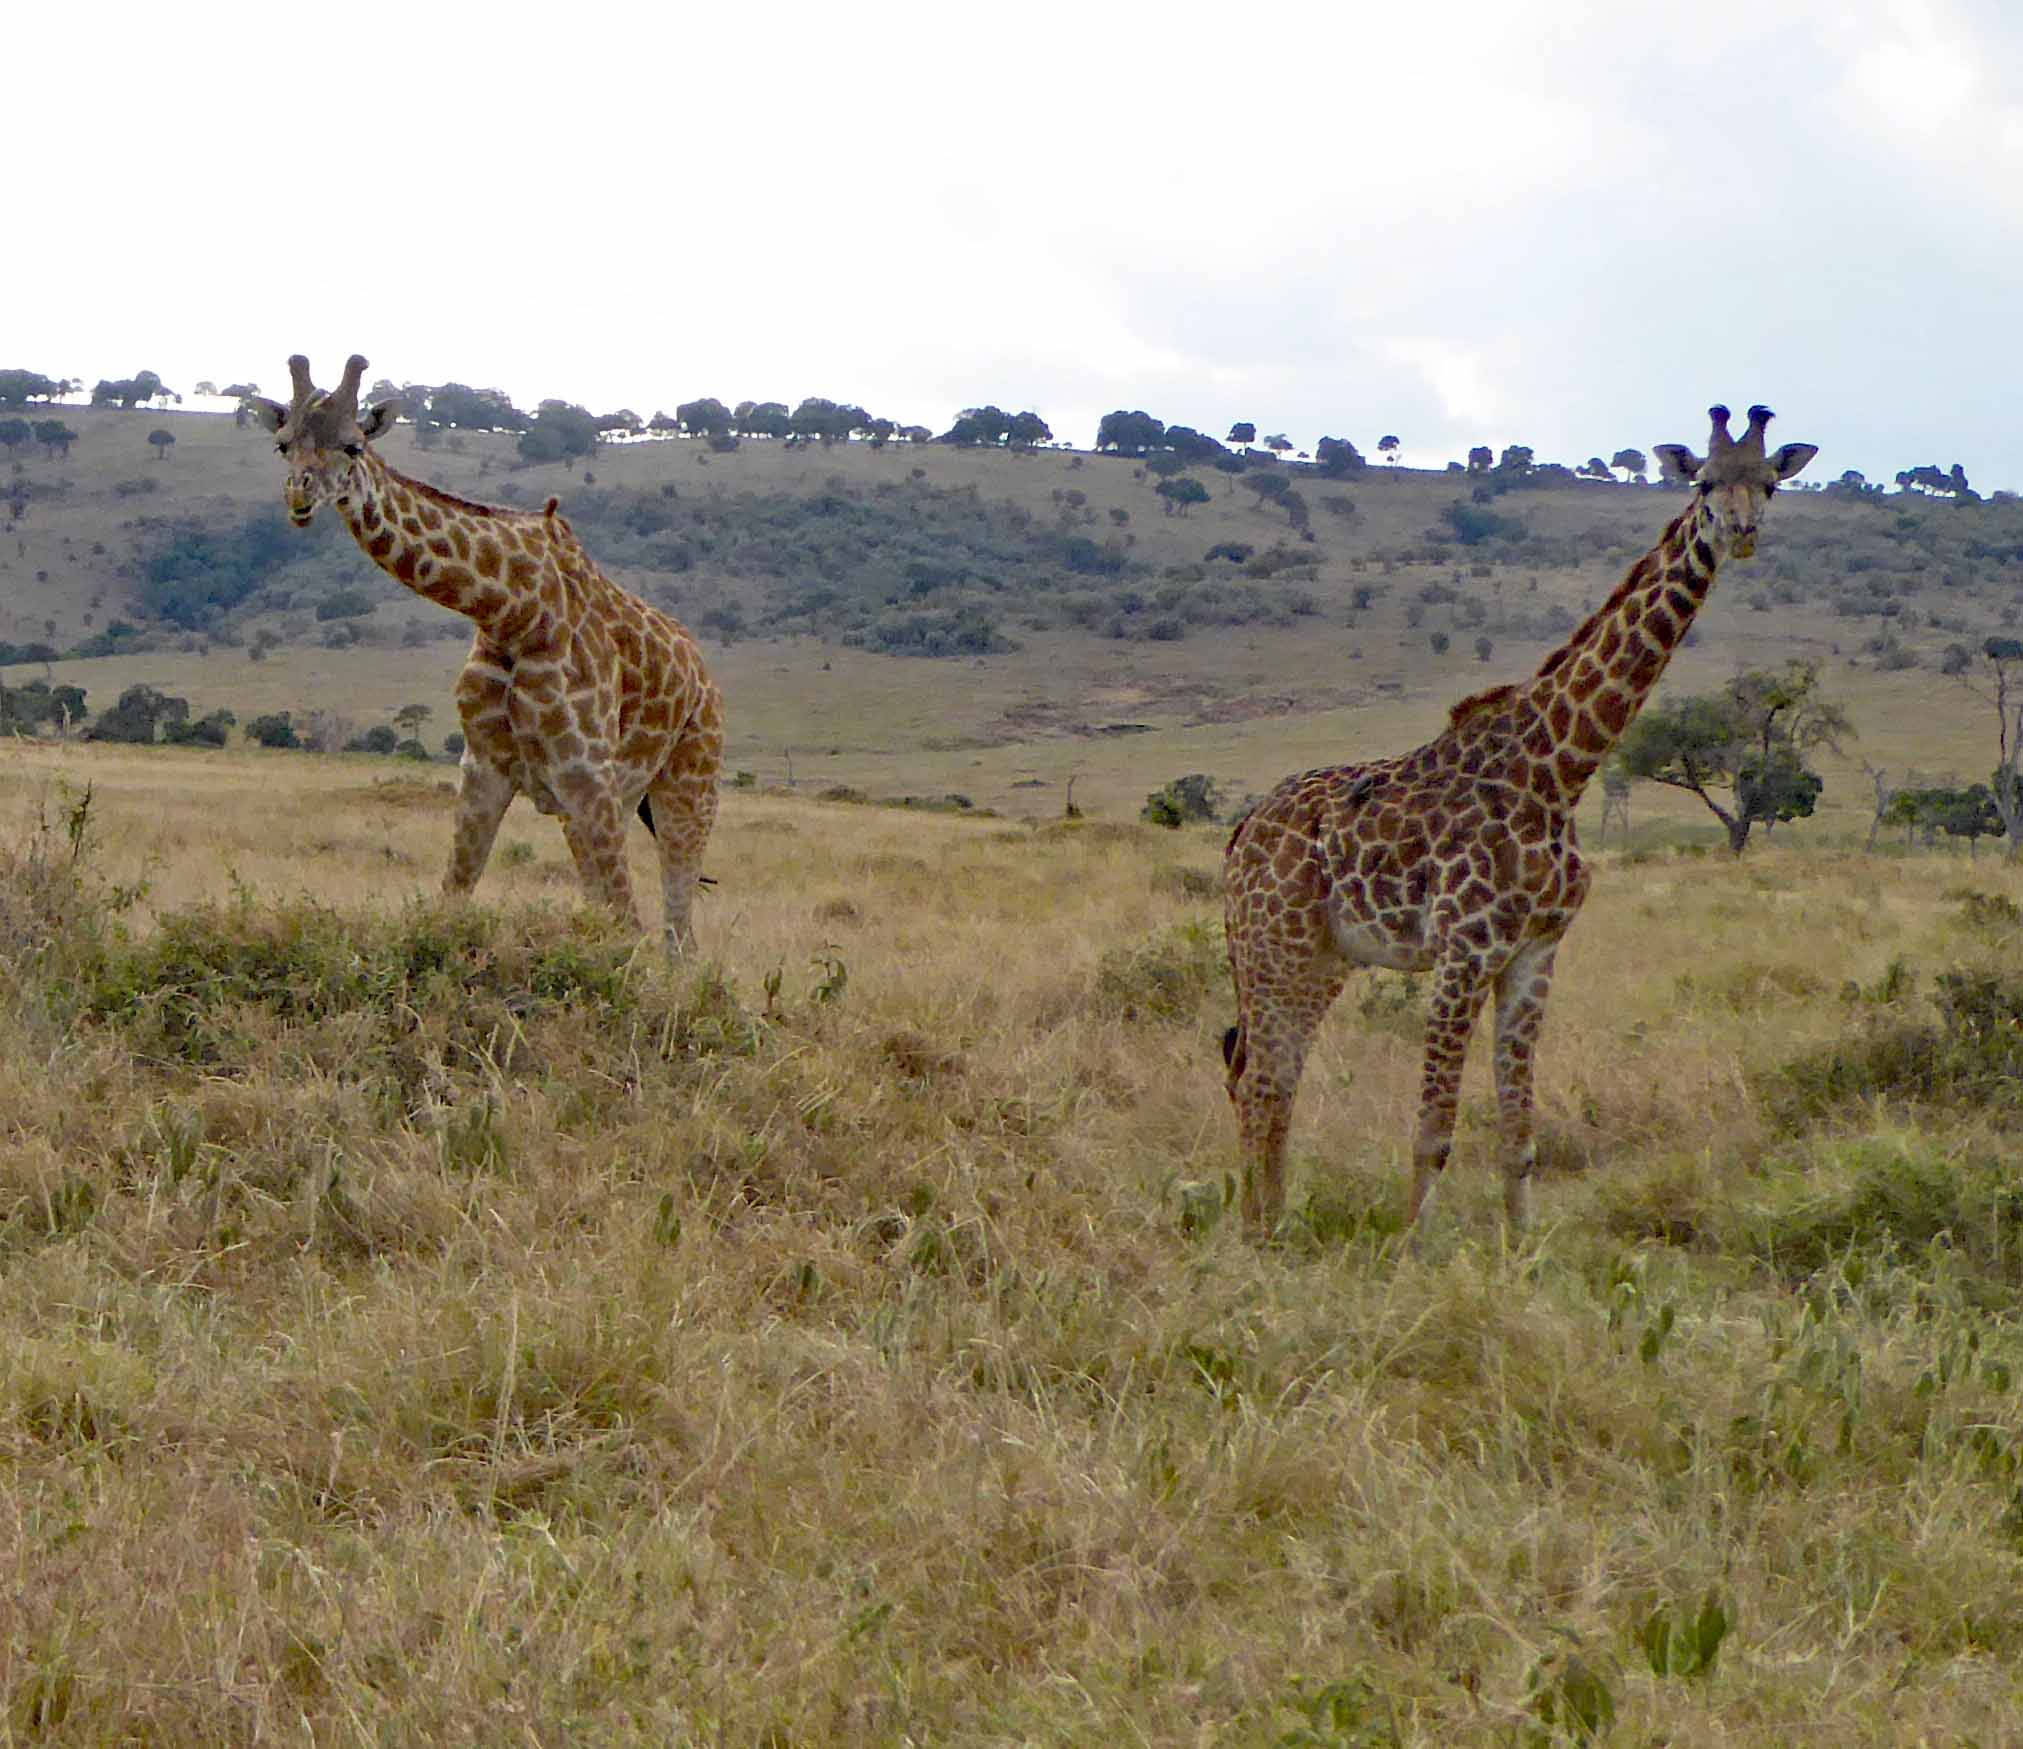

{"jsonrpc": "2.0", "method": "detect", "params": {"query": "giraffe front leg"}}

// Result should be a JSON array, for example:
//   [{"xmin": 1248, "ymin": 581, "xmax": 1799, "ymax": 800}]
[
  {"xmin": 445, "ymin": 755, "xmax": 516, "ymax": 896},
  {"xmin": 648, "ymin": 688, "xmax": 724, "ymax": 954},
  {"xmin": 1408, "ymin": 952, "xmax": 1491, "ymax": 1226},
  {"xmin": 1491, "ymin": 938, "xmax": 1560, "ymax": 1230},
  {"xmin": 557, "ymin": 778, "xmax": 642, "ymax": 929}
]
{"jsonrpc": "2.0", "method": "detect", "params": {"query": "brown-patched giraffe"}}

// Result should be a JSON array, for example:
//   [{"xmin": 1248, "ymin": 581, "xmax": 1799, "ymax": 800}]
[
  {"xmin": 1222, "ymin": 404, "xmax": 1817, "ymax": 1235},
  {"xmin": 251, "ymin": 355, "xmax": 723, "ymax": 952}
]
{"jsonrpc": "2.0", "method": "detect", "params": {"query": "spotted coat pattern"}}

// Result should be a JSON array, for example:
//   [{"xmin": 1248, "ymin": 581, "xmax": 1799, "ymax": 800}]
[
  {"xmin": 253, "ymin": 356, "xmax": 722, "ymax": 950},
  {"xmin": 1222, "ymin": 405, "xmax": 1818, "ymax": 1235}
]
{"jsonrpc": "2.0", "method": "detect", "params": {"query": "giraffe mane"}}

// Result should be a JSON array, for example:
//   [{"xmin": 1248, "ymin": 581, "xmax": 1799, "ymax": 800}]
[
  {"xmin": 1446, "ymin": 683, "xmax": 1519, "ymax": 729},
  {"xmin": 390, "ymin": 466, "xmax": 559, "ymax": 526}
]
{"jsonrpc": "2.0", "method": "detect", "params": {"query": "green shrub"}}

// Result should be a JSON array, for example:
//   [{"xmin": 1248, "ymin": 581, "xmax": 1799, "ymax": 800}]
[
  {"xmin": 1093, "ymin": 921, "xmax": 1224, "ymax": 1022},
  {"xmin": 1141, "ymin": 774, "xmax": 1220, "ymax": 829},
  {"xmin": 1767, "ymin": 964, "xmax": 2023, "ymax": 1125}
]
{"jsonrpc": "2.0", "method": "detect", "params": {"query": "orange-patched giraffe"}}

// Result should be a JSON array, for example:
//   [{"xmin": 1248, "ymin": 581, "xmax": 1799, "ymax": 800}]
[
  {"xmin": 251, "ymin": 355, "xmax": 723, "ymax": 951},
  {"xmin": 1222, "ymin": 405, "xmax": 1817, "ymax": 1235}
]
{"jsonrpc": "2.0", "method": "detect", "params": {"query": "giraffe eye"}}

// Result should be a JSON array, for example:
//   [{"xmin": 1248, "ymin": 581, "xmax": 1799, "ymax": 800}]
[
  {"xmin": 274, "ymin": 441, "xmax": 288, "ymax": 455},
  {"xmin": 344, "ymin": 443, "xmax": 363, "ymax": 458}
]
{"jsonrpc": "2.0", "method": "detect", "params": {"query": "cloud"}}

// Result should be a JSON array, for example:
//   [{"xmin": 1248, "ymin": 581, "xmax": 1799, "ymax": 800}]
[{"xmin": 12, "ymin": 0, "xmax": 2023, "ymax": 486}]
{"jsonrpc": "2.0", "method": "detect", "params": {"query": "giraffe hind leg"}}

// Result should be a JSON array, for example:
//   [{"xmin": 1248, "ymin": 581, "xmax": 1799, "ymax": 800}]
[
  {"xmin": 1225, "ymin": 959, "xmax": 1347, "ymax": 1237},
  {"xmin": 646, "ymin": 696, "xmax": 725, "ymax": 954}
]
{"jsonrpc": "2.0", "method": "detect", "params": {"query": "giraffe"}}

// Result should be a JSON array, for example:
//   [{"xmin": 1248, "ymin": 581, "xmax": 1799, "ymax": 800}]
[
  {"xmin": 250, "ymin": 355, "xmax": 723, "ymax": 951},
  {"xmin": 1222, "ymin": 404, "xmax": 1817, "ymax": 1235}
]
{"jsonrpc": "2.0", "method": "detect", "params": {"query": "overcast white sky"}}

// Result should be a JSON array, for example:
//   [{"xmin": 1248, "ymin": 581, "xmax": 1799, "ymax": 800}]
[{"xmin": 13, "ymin": 0, "xmax": 2022, "ymax": 485}]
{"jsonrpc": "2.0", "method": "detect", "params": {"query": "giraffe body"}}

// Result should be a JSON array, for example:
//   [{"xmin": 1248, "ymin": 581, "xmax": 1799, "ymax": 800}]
[
  {"xmin": 252, "ymin": 356, "xmax": 721, "ymax": 950},
  {"xmin": 1223, "ymin": 406, "xmax": 1817, "ymax": 1235}
]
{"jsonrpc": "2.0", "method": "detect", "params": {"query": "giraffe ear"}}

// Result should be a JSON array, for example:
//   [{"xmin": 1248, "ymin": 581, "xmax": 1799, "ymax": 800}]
[
  {"xmin": 1652, "ymin": 443, "xmax": 1703, "ymax": 485},
  {"xmin": 359, "ymin": 400, "xmax": 401, "ymax": 442},
  {"xmin": 1769, "ymin": 442, "xmax": 1818, "ymax": 482},
  {"xmin": 247, "ymin": 397, "xmax": 289, "ymax": 433}
]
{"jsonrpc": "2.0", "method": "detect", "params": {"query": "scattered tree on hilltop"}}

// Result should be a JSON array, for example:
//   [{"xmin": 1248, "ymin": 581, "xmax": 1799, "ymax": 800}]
[
  {"xmin": 1896, "ymin": 463, "xmax": 1979, "ymax": 502},
  {"xmin": 1155, "ymin": 476, "xmax": 1210, "ymax": 516},
  {"xmin": 1824, "ymin": 469, "xmax": 1884, "ymax": 502},
  {"xmin": 941, "ymin": 406, "xmax": 1012, "ymax": 447},
  {"xmin": 1161, "ymin": 426, "xmax": 1225, "ymax": 463},
  {"xmin": 1378, "ymin": 435, "xmax": 1401, "ymax": 471},
  {"xmin": 1097, "ymin": 409, "xmax": 1165, "ymax": 455},
  {"xmin": 0, "ymin": 419, "xmax": 28, "ymax": 457},
  {"xmin": 734, "ymin": 401, "xmax": 792, "ymax": 439},
  {"xmin": 1657, "ymin": 445, "xmax": 1697, "ymax": 486},
  {"xmin": 0, "ymin": 370, "xmax": 66, "ymax": 406},
  {"xmin": 1466, "ymin": 445, "xmax": 1494, "ymax": 475},
  {"xmin": 1227, "ymin": 421, "xmax": 1256, "ymax": 446},
  {"xmin": 32, "ymin": 420, "xmax": 76, "ymax": 458},
  {"xmin": 1611, "ymin": 447, "xmax": 1647, "ymax": 483},
  {"xmin": 148, "ymin": 428, "xmax": 176, "ymax": 461},
  {"xmin": 518, "ymin": 400, "xmax": 601, "ymax": 463},
  {"xmin": 90, "ymin": 371, "xmax": 176, "ymax": 410},
  {"xmin": 1315, "ymin": 436, "xmax": 1365, "ymax": 479},
  {"xmin": 422, "ymin": 383, "xmax": 526, "ymax": 432},
  {"xmin": 789, "ymin": 398, "xmax": 862, "ymax": 445},
  {"xmin": 677, "ymin": 398, "xmax": 733, "ymax": 438}
]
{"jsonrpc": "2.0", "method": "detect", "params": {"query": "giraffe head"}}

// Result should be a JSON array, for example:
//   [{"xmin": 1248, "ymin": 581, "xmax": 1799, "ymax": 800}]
[
  {"xmin": 247, "ymin": 354, "xmax": 400, "ymax": 527},
  {"xmin": 1652, "ymin": 405, "xmax": 1817, "ymax": 560}
]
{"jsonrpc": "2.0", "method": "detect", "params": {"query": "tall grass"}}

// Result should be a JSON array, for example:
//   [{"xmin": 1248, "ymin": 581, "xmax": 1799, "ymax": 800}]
[{"xmin": 3, "ymin": 747, "xmax": 2023, "ymax": 1741}]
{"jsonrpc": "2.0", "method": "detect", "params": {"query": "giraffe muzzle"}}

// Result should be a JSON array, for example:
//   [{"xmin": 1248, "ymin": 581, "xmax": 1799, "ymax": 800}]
[{"xmin": 1729, "ymin": 531, "xmax": 1757, "ymax": 560}]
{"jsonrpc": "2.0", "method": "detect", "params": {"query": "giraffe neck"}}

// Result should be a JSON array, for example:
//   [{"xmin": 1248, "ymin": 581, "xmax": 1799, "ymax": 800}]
[
  {"xmin": 337, "ymin": 451, "xmax": 549, "ymax": 640},
  {"xmin": 1519, "ymin": 495, "xmax": 1721, "ymax": 808}
]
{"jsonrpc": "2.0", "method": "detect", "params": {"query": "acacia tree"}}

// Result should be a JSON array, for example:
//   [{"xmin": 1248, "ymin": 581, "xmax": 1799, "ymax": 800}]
[
  {"xmin": 148, "ymin": 428, "xmax": 176, "ymax": 460},
  {"xmin": 1611, "ymin": 447, "xmax": 1648, "ymax": 483},
  {"xmin": 1953, "ymin": 637, "xmax": 2023, "ymax": 855},
  {"xmin": 1887, "ymin": 784, "xmax": 2004, "ymax": 855},
  {"xmin": 1617, "ymin": 661, "xmax": 1850, "ymax": 853}
]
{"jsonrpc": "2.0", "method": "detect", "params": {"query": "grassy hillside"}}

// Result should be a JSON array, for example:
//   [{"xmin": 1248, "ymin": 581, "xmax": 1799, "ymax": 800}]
[
  {"xmin": 6, "ymin": 405, "xmax": 2022, "ymax": 837},
  {"xmin": 6, "ymin": 739, "xmax": 2023, "ymax": 1739}
]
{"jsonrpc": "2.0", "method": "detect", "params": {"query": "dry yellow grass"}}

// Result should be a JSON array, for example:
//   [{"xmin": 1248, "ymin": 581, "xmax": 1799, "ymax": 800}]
[{"xmin": 3, "ymin": 738, "xmax": 2023, "ymax": 1741}]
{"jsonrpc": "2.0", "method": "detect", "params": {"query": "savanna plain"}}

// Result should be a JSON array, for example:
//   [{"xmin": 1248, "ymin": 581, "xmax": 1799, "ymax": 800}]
[
  {"xmin": 7, "ymin": 742, "xmax": 2023, "ymax": 1744},
  {"xmin": 7, "ymin": 405, "xmax": 2023, "ymax": 1741}
]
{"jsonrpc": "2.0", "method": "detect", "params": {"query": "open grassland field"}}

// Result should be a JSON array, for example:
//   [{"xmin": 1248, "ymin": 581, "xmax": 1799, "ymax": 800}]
[
  {"xmin": 6, "ymin": 406, "xmax": 2023, "ymax": 832},
  {"xmin": 9, "ymin": 741, "xmax": 2023, "ymax": 1740}
]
